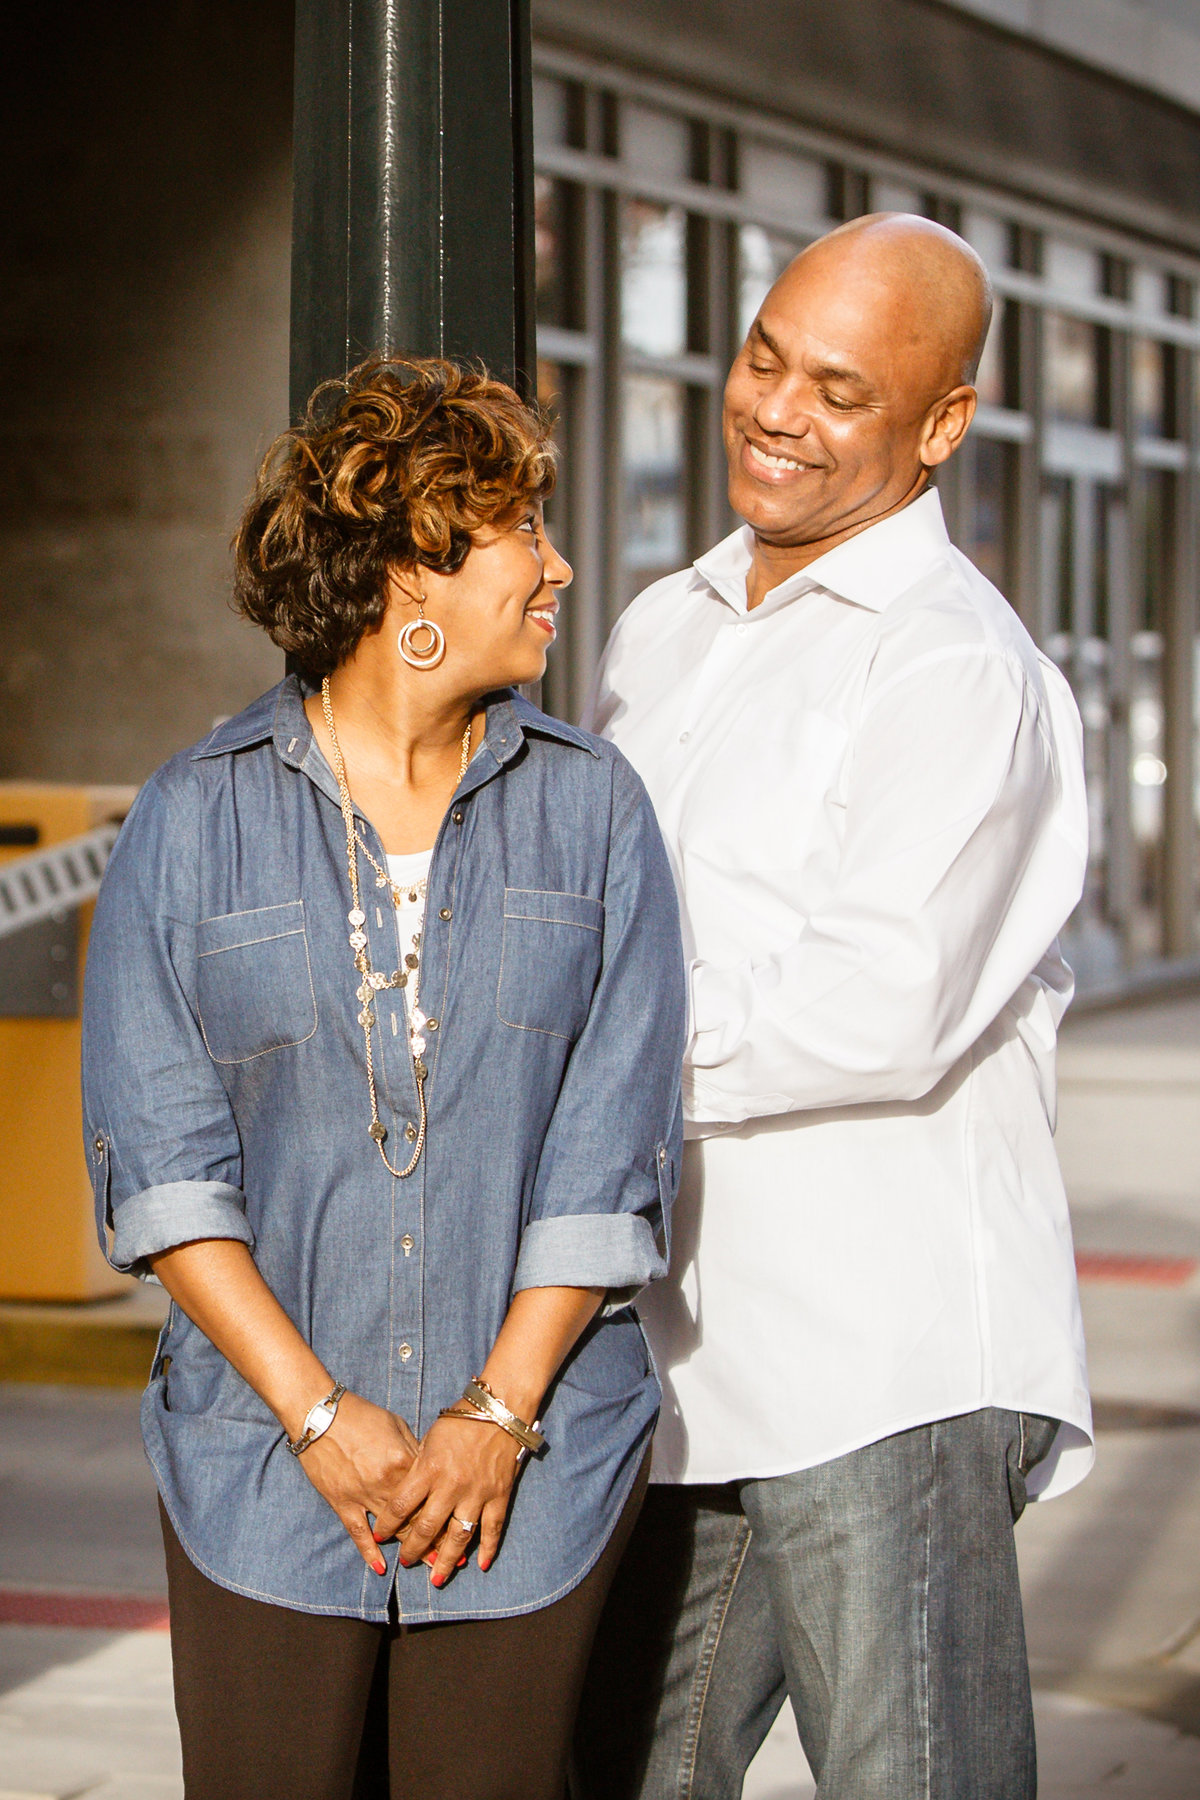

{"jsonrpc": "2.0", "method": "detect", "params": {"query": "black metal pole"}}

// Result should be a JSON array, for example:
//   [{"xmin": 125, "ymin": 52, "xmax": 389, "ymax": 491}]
[{"xmin": 290, "ymin": 0, "xmax": 537, "ymax": 420}]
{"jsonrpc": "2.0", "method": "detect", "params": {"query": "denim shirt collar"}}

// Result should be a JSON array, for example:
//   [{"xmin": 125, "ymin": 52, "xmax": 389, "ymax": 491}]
[{"xmin": 189, "ymin": 676, "xmax": 598, "ymax": 812}]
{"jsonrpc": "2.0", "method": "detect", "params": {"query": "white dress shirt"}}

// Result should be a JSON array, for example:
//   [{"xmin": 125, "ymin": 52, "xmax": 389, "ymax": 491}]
[{"xmin": 588, "ymin": 490, "xmax": 1093, "ymax": 1499}]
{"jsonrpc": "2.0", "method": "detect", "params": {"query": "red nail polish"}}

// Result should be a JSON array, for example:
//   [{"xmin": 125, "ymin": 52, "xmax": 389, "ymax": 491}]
[
  {"xmin": 457, "ymin": 1557, "xmax": 467, "ymax": 1568},
  {"xmin": 431, "ymin": 1574, "xmax": 444, "ymax": 1588},
  {"xmin": 374, "ymin": 1559, "xmax": 386, "ymax": 1575}
]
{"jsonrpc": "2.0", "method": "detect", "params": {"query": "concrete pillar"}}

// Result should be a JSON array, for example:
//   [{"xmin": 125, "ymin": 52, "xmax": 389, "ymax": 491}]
[{"xmin": 0, "ymin": 5, "xmax": 294, "ymax": 784}]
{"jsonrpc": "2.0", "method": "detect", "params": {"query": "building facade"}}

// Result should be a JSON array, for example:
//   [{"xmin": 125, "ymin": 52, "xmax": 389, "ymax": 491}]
[
  {"xmin": 530, "ymin": 0, "xmax": 1200, "ymax": 993},
  {"xmin": 2, "ymin": 1, "xmax": 1199, "ymax": 996}
]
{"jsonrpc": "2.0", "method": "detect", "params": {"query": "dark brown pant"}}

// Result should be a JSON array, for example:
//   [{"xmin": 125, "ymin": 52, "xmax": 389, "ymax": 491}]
[{"xmin": 161, "ymin": 1457, "xmax": 648, "ymax": 1800}]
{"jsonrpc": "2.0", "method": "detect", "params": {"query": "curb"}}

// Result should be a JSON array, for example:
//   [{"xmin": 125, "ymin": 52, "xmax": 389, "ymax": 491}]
[{"xmin": 0, "ymin": 1302, "xmax": 162, "ymax": 1388}]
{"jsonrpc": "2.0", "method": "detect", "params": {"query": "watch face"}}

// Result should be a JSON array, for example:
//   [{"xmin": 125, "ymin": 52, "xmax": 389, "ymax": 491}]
[{"xmin": 308, "ymin": 1402, "xmax": 335, "ymax": 1434}]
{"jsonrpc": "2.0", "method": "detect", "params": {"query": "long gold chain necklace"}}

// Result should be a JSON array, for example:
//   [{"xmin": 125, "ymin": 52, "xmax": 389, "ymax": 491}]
[{"xmin": 321, "ymin": 677, "xmax": 472, "ymax": 1178}]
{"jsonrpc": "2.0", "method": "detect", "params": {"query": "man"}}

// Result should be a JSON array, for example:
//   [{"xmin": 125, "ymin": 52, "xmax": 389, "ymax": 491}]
[{"xmin": 574, "ymin": 215, "xmax": 1092, "ymax": 1800}]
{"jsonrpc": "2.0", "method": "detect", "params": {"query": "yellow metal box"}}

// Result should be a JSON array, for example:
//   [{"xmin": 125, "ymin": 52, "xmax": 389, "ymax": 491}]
[{"xmin": 0, "ymin": 783, "xmax": 136, "ymax": 1300}]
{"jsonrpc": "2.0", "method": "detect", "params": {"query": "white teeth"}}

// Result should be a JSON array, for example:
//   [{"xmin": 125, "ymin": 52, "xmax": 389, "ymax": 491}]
[{"xmin": 748, "ymin": 441, "xmax": 804, "ymax": 472}]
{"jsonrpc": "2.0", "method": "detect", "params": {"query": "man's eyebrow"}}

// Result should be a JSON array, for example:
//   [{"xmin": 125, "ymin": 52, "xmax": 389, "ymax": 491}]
[
  {"xmin": 751, "ymin": 323, "xmax": 872, "ymax": 391},
  {"xmin": 808, "ymin": 359, "xmax": 870, "ymax": 388},
  {"xmin": 750, "ymin": 319, "xmax": 786, "ymax": 360}
]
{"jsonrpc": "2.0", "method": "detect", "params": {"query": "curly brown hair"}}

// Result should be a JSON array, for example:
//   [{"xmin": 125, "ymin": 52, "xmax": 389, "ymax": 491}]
[{"xmin": 233, "ymin": 357, "xmax": 557, "ymax": 678}]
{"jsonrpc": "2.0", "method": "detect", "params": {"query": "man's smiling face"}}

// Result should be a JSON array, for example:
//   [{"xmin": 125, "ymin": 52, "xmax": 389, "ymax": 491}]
[{"xmin": 722, "ymin": 218, "xmax": 988, "ymax": 555}]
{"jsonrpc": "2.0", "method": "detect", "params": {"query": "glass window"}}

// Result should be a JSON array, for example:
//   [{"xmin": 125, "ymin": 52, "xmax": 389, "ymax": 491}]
[
  {"xmin": 969, "ymin": 437, "xmax": 1012, "ymax": 591},
  {"xmin": 825, "ymin": 164, "xmax": 869, "ymax": 223},
  {"xmin": 1069, "ymin": 488, "xmax": 1123, "ymax": 988},
  {"xmin": 1132, "ymin": 265, "xmax": 1169, "ymax": 317},
  {"xmin": 1132, "ymin": 338, "xmax": 1177, "ymax": 439},
  {"xmin": 1044, "ymin": 238, "xmax": 1099, "ymax": 299},
  {"xmin": 1129, "ymin": 470, "xmax": 1172, "ymax": 961},
  {"xmin": 737, "ymin": 225, "xmax": 801, "ymax": 341},
  {"xmin": 1055, "ymin": 483, "xmax": 1125, "ymax": 987},
  {"xmin": 621, "ymin": 200, "xmax": 687, "ymax": 358},
  {"xmin": 1168, "ymin": 275, "xmax": 1193, "ymax": 321},
  {"xmin": 1194, "ymin": 635, "xmax": 1200, "ymax": 944},
  {"xmin": 532, "ymin": 75, "xmax": 568, "ymax": 148},
  {"xmin": 872, "ymin": 177, "xmax": 921, "ymax": 214},
  {"xmin": 535, "ymin": 177, "xmax": 575, "ymax": 329},
  {"xmin": 974, "ymin": 298, "xmax": 1012, "ymax": 410},
  {"xmin": 1039, "ymin": 475, "xmax": 1073, "ymax": 656},
  {"xmin": 536, "ymin": 360, "xmax": 574, "ymax": 722},
  {"xmin": 1045, "ymin": 313, "xmax": 1101, "ymax": 425},
  {"xmin": 621, "ymin": 375, "xmax": 685, "ymax": 603},
  {"xmin": 537, "ymin": 358, "xmax": 565, "ymax": 409},
  {"xmin": 739, "ymin": 140, "xmax": 824, "ymax": 222},
  {"xmin": 620, "ymin": 103, "xmax": 690, "ymax": 181},
  {"xmin": 963, "ymin": 208, "xmax": 1009, "ymax": 270}
]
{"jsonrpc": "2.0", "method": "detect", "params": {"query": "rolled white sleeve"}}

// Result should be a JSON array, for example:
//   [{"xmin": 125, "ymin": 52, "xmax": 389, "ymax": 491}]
[{"xmin": 686, "ymin": 647, "xmax": 1087, "ymax": 1122}]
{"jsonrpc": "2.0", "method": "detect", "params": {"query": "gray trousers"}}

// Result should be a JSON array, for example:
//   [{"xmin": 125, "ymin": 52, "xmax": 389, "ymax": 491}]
[{"xmin": 572, "ymin": 1408, "xmax": 1057, "ymax": 1800}]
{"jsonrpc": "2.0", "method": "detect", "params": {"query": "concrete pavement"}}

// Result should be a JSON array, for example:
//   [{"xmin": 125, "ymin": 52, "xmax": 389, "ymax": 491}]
[{"xmin": 0, "ymin": 996, "xmax": 1198, "ymax": 1797}]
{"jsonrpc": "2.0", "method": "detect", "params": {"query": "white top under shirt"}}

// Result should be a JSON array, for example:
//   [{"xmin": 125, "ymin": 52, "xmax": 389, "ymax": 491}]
[
  {"xmin": 385, "ymin": 849, "xmax": 432, "ymax": 1033},
  {"xmin": 586, "ymin": 490, "xmax": 1094, "ymax": 1501}
]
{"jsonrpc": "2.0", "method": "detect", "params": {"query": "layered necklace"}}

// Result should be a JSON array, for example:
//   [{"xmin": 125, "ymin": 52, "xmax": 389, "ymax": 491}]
[{"xmin": 321, "ymin": 677, "xmax": 473, "ymax": 1178}]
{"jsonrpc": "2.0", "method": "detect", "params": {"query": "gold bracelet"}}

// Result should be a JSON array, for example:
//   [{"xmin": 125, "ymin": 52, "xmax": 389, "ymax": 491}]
[
  {"xmin": 438, "ymin": 1403, "xmax": 494, "ymax": 1426},
  {"xmin": 461, "ymin": 1378, "xmax": 545, "ymax": 1454}
]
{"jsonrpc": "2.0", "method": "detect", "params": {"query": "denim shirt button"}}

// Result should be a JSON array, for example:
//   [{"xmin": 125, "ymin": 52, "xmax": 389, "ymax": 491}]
[
  {"xmin": 398, "ymin": 1342, "xmax": 413, "ymax": 1362},
  {"xmin": 439, "ymin": 907, "xmax": 452, "ymax": 921},
  {"xmin": 426, "ymin": 1018, "xmax": 439, "ymax": 1031},
  {"xmin": 93, "ymin": 1135, "xmax": 105, "ymax": 1159},
  {"xmin": 452, "ymin": 810, "xmax": 464, "ymax": 825},
  {"xmin": 404, "ymin": 1122, "xmax": 417, "ymax": 1142},
  {"xmin": 400, "ymin": 1234, "xmax": 415, "ymax": 1256}
]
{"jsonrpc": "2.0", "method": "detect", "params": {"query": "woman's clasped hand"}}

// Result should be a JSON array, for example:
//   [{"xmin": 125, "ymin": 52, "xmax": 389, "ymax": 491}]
[
  {"xmin": 292, "ymin": 1391, "xmax": 420, "ymax": 1576},
  {"xmin": 376, "ymin": 1412, "xmax": 525, "ymax": 1583},
  {"xmin": 301, "ymin": 1396, "xmax": 523, "ymax": 1584}
]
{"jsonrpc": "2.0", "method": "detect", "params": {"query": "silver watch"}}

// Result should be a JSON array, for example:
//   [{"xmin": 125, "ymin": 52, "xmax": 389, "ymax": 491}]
[{"xmin": 286, "ymin": 1382, "xmax": 347, "ymax": 1457}]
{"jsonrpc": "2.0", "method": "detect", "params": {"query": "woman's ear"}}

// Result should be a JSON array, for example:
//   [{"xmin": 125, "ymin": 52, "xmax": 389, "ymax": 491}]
[{"xmin": 384, "ymin": 565, "xmax": 423, "ymax": 611}]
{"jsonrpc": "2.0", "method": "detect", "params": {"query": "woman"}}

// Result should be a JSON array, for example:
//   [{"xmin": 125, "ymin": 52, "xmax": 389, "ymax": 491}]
[{"xmin": 82, "ymin": 358, "xmax": 685, "ymax": 1800}]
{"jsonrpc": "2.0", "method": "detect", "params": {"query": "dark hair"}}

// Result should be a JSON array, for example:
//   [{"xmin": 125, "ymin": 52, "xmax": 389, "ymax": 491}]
[{"xmin": 232, "ymin": 356, "xmax": 557, "ymax": 678}]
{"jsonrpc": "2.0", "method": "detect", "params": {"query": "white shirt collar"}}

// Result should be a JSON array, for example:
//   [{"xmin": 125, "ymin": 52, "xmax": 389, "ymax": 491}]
[{"xmin": 692, "ymin": 487, "xmax": 952, "ymax": 617}]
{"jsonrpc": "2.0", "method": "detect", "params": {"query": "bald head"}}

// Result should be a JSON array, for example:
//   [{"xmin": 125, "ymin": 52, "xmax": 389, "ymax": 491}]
[
  {"xmin": 781, "ymin": 212, "xmax": 994, "ymax": 396},
  {"xmin": 722, "ymin": 212, "xmax": 992, "ymax": 576}
]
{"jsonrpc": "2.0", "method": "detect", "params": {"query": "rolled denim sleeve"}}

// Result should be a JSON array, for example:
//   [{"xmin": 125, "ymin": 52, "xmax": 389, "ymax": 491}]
[
  {"xmin": 82, "ymin": 767, "xmax": 252, "ymax": 1279},
  {"xmin": 512, "ymin": 754, "xmax": 686, "ymax": 1304}
]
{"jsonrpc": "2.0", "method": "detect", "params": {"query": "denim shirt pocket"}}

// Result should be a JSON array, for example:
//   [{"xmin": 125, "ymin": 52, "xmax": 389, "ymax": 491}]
[
  {"xmin": 196, "ymin": 901, "xmax": 318, "ymax": 1064},
  {"xmin": 497, "ymin": 888, "xmax": 604, "ymax": 1041}
]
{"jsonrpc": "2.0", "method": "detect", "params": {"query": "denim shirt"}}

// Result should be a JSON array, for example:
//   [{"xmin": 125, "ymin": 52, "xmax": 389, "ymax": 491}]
[{"xmin": 82, "ymin": 676, "xmax": 685, "ymax": 1622}]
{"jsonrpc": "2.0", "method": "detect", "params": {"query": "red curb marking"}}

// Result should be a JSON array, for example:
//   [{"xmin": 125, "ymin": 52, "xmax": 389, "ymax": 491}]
[
  {"xmin": 0, "ymin": 1589, "xmax": 169, "ymax": 1631},
  {"xmin": 1076, "ymin": 1252, "xmax": 1198, "ymax": 1287}
]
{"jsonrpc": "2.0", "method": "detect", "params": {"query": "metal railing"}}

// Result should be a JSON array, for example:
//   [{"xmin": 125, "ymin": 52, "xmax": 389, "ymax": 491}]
[{"xmin": 0, "ymin": 826, "xmax": 121, "ymax": 943}]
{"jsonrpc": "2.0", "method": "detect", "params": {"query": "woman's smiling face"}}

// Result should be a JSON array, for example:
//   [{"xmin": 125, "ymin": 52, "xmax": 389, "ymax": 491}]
[{"xmin": 394, "ymin": 505, "xmax": 572, "ymax": 692}]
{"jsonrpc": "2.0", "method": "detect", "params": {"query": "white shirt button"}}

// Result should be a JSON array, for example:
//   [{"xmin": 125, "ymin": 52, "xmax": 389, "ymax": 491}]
[
  {"xmin": 679, "ymin": 730, "xmax": 691, "ymax": 743},
  {"xmin": 736, "ymin": 623, "xmax": 748, "ymax": 637}
]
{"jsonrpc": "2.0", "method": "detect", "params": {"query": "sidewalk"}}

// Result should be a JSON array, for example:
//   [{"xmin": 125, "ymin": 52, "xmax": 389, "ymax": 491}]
[{"xmin": 1, "ymin": 997, "xmax": 1198, "ymax": 1798}]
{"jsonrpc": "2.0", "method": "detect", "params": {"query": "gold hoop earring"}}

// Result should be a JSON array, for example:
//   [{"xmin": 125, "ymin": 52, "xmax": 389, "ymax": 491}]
[{"xmin": 398, "ymin": 599, "xmax": 446, "ymax": 670}]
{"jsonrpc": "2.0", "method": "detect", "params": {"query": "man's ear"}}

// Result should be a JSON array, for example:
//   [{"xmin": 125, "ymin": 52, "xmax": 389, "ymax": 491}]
[{"xmin": 919, "ymin": 387, "xmax": 977, "ymax": 469}]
